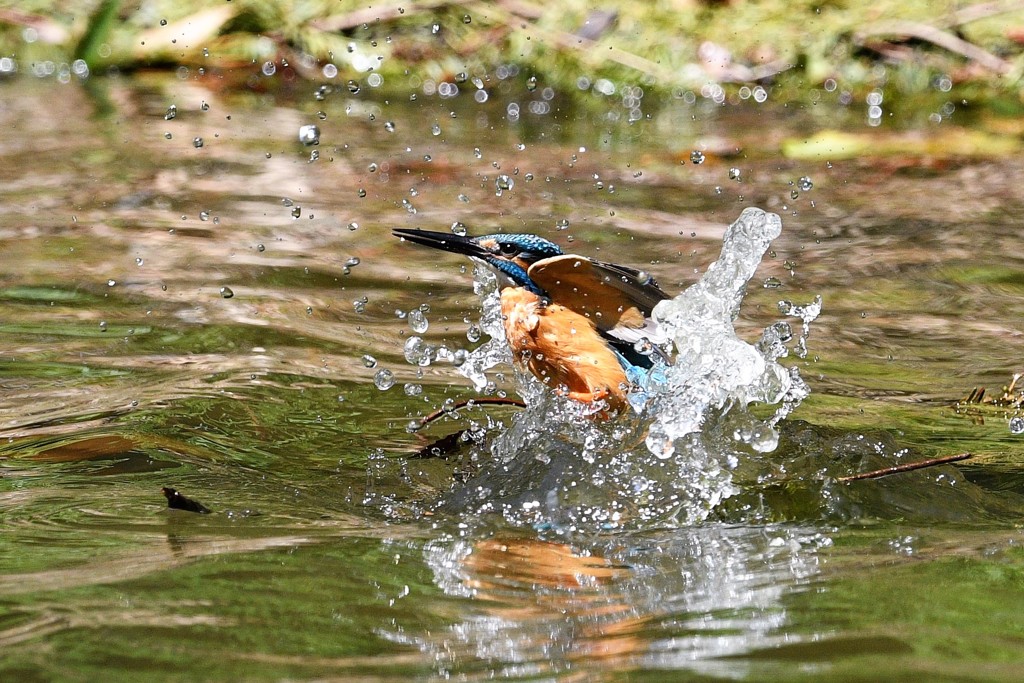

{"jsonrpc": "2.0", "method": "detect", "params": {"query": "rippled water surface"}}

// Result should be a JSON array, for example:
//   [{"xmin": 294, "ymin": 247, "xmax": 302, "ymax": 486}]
[{"xmin": 3, "ymin": 73, "xmax": 1024, "ymax": 681}]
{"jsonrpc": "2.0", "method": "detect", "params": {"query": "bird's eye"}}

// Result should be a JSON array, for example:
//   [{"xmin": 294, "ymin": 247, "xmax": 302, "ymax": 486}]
[{"xmin": 497, "ymin": 243, "xmax": 520, "ymax": 256}]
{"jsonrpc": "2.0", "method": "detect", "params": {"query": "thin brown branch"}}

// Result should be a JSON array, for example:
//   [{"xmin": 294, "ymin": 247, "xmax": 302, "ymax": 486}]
[
  {"xmin": 854, "ymin": 20, "xmax": 1012, "ymax": 74},
  {"xmin": 942, "ymin": 0, "xmax": 1024, "ymax": 29},
  {"xmin": 419, "ymin": 397, "xmax": 525, "ymax": 427},
  {"xmin": 837, "ymin": 453, "xmax": 972, "ymax": 483},
  {"xmin": 313, "ymin": 0, "xmax": 469, "ymax": 33}
]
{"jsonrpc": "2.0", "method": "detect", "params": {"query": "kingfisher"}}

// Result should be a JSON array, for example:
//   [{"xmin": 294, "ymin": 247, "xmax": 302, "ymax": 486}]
[{"xmin": 393, "ymin": 228, "xmax": 672, "ymax": 411}]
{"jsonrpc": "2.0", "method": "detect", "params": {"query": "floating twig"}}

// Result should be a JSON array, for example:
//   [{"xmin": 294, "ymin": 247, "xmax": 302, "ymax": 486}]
[
  {"xmin": 419, "ymin": 397, "xmax": 525, "ymax": 428},
  {"xmin": 960, "ymin": 373, "xmax": 1024, "ymax": 408},
  {"xmin": 837, "ymin": 453, "xmax": 972, "ymax": 483}
]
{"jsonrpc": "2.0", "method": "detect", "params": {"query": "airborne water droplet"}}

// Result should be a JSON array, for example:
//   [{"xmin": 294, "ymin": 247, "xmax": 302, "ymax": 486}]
[
  {"xmin": 298, "ymin": 124, "xmax": 320, "ymax": 145},
  {"xmin": 1011, "ymin": 417, "xmax": 1024, "ymax": 434},
  {"xmin": 220, "ymin": 286, "xmax": 234, "ymax": 298},
  {"xmin": 193, "ymin": 137, "xmax": 204, "ymax": 148},
  {"xmin": 362, "ymin": 354, "xmax": 377, "ymax": 368},
  {"xmin": 690, "ymin": 150, "xmax": 705, "ymax": 164},
  {"xmin": 495, "ymin": 174, "xmax": 514, "ymax": 195},
  {"xmin": 373, "ymin": 369, "xmax": 395, "ymax": 390},
  {"xmin": 164, "ymin": 104, "xmax": 177, "ymax": 120},
  {"xmin": 409, "ymin": 308, "xmax": 429, "ymax": 333}
]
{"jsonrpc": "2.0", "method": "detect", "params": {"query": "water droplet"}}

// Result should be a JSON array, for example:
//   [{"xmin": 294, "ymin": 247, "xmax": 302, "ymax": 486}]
[
  {"xmin": 462, "ymin": 14, "xmax": 472, "ymax": 24},
  {"xmin": 298, "ymin": 124, "xmax": 320, "ymax": 145},
  {"xmin": 107, "ymin": 279, "xmax": 116, "ymax": 287},
  {"xmin": 220, "ymin": 286, "xmax": 234, "ymax": 298},
  {"xmin": 200, "ymin": 101, "xmax": 209, "ymax": 112},
  {"xmin": 431, "ymin": 123, "xmax": 441, "ymax": 136},
  {"xmin": 135, "ymin": 257, "xmax": 143, "ymax": 266},
  {"xmin": 633, "ymin": 338, "xmax": 654, "ymax": 356},
  {"xmin": 432, "ymin": 23, "xmax": 440, "ymax": 34},
  {"xmin": 556, "ymin": 218, "xmax": 569, "ymax": 230},
  {"xmin": 473, "ymin": 148, "xmax": 482, "ymax": 159},
  {"xmin": 358, "ymin": 188, "xmax": 366, "ymax": 198},
  {"xmin": 99, "ymin": 321, "xmax": 108, "ymax": 332},
  {"xmin": 199, "ymin": 210, "xmax": 210, "ymax": 221},
  {"xmin": 348, "ymin": 222, "xmax": 359, "ymax": 231},
  {"xmin": 384, "ymin": 121, "xmax": 395, "ymax": 132},
  {"xmin": 728, "ymin": 168, "xmax": 741, "ymax": 181},
  {"xmin": 690, "ymin": 150, "xmax": 705, "ymax": 164},
  {"xmin": 345, "ymin": 256, "xmax": 360, "ymax": 268},
  {"xmin": 353, "ymin": 296, "xmax": 368, "ymax": 313},
  {"xmin": 362, "ymin": 354, "xmax": 377, "ymax": 368},
  {"xmin": 466, "ymin": 324, "xmax": 482, "ymax": 342},
  {"xmin": 163, "ymin": 132, "xmax": 172, "ymax": 139},
  {"xmin": 257, "ymin": 243, "xmax": 265, "ymax": 252},
  {"xmin": 798, "ymin": 176, "xmax": 813, "ymax": 191},
  {"xmin": 193, "ymin": 137, "xmax": 204, "ymax": 148},
  {"xmin": 374, "ymin": 369, "xmax": 395, "ymax": 390},
  {"xmin": 347, "ymin": 79, "xmax": 360, "ymax": 93},
  {"xmin": 763, "ymin": 276, "xmax": 782, "ymax": 289},
  {"xmin": 409, "ymin": 308, "xmax": 429, "ymax": 333},
  {"xmin": 164, "ymin": 104, "xmax": 177, "ymax": 120},
  {"xmin": 159, "ymin": 18, "xmax": 168, "ymax": 26},
  {"xmin": 450, "ymin": 221, "xmax": 467, "ymax": 236},
  {"xmin": 495, "ymin": 174, "xmax": 514, "ymax": 195},
  {"xmin": 262, "ymin": 61, "xmax": 276, "ymax": 76},
  {"xmin": 1011, "ymin": 417, "xmax": 1024, "ymax": 434},
  {"xmin": 526, "ymin": 76, "xmax": 537, "ymax": 91},
  {"xmin": 291, "ymin": 207, "xmax": 301, "ymax": 219},
  {"xmin": 404, "ymin": 383, "xmax": 422, "ymax": 396}
]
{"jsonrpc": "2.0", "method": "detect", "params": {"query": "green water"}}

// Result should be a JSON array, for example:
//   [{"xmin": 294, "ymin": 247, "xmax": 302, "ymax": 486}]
[{"xmin": 2, "ymin": 72, "xmax": 1024, "ymax": 681}]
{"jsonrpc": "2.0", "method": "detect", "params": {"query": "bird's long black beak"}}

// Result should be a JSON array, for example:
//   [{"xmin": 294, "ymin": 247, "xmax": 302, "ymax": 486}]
[{"xmin": 393, "ymin": 228, "xmax": 490, "ymax": 259}]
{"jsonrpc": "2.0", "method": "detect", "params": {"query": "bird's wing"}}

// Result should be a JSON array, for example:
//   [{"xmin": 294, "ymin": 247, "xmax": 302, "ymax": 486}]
[{"xmin": 527, "ymin": 254, "xmax": 673, "ymax": 358}]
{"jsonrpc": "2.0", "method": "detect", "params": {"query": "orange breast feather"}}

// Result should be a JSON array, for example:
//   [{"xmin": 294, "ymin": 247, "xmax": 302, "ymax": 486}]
[{"xmin": 500, "ymin": 287, "xmax": 628, "ymax": 408}]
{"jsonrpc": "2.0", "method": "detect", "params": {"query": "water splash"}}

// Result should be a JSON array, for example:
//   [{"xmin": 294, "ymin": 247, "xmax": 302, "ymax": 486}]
[
  {"xmin": 413, "ymin": 208, "xmax": 819, "ymax": 528},
  {"xmin": 645, "ymin": 207, "xmax": 814, "ymax": 459}
]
